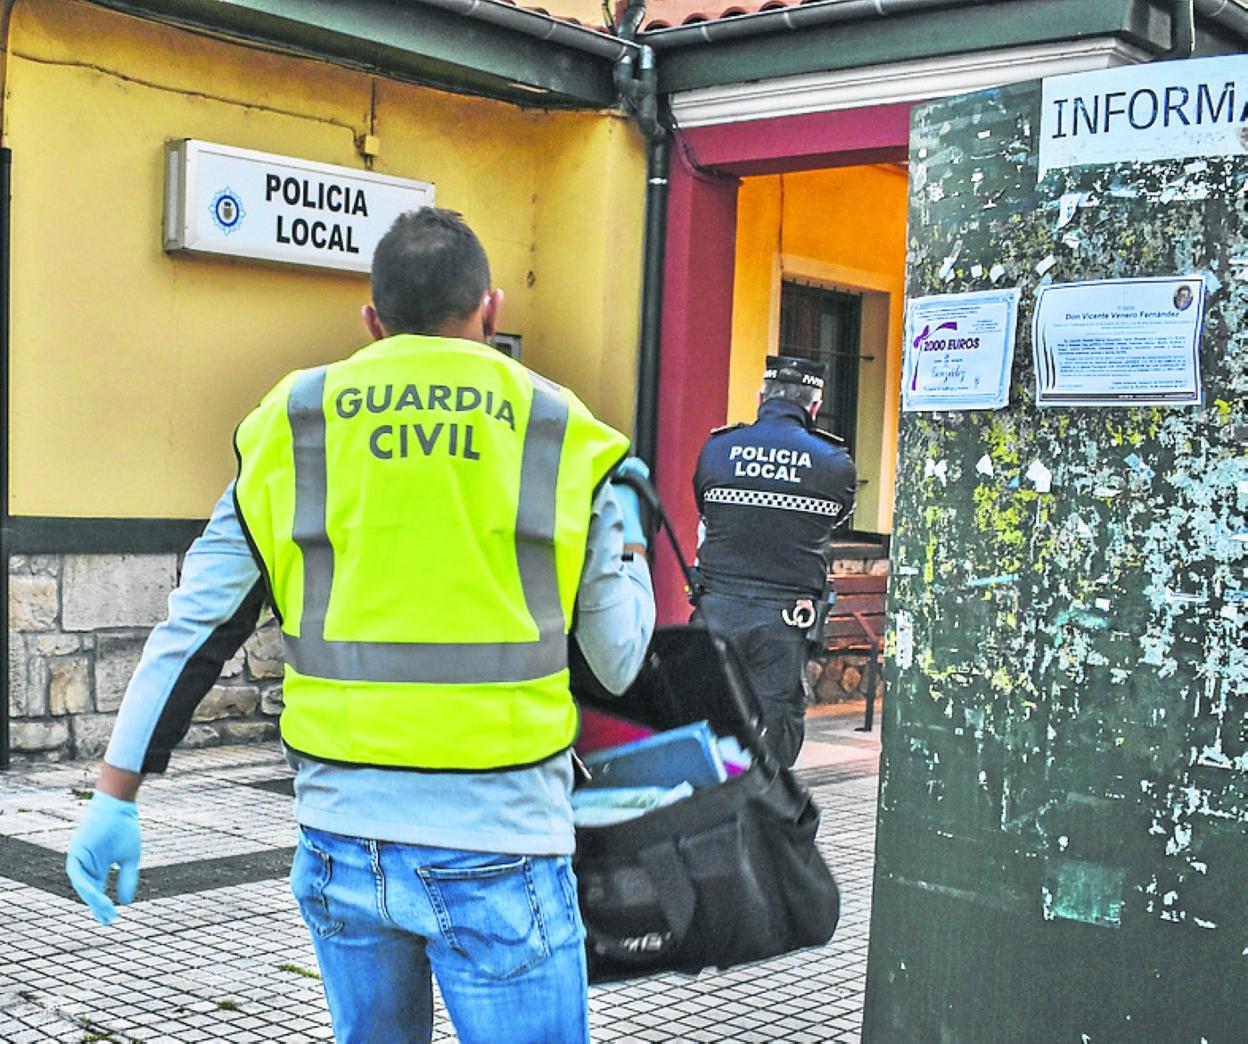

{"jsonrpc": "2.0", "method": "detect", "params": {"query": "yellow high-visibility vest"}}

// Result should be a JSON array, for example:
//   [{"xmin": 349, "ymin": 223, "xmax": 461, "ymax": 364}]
[{"xmin": 233, "ymin": 334, "xmax": 629, "ymax": 770}]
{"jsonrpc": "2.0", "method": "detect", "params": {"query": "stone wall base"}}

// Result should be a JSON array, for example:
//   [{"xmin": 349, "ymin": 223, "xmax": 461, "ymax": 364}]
[
  {"xmin": 7, "ymin": 549, "xmax": 891, "ymax": 759},
  {"xmin": 8, "ymin": 553, "xmax": 283, "ymax": 763},
  {"xmin": 807, "ymin": 650, "xmax": 883, "ymax": 705}
]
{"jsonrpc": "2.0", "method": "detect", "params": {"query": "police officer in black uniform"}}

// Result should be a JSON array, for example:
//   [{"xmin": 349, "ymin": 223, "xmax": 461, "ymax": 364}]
[{"xmin": 691, "ymin": 356, "xmax": 857, "ymax": 767}]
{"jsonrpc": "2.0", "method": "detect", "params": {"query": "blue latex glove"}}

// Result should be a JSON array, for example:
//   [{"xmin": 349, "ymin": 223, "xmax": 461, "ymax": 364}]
[
  {"xmin": 65, "ymin": 791, "xmax": 142, "ymax": 926},
  {"xmin": 610, "ymin": 456, "xmax": 650, "ymax": 549}
]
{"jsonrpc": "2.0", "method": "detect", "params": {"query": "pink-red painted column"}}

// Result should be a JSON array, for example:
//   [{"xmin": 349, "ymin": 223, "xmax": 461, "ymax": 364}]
[{"xmin": 652, "ymin": 154, "xmax": 739, "ymax": 624}]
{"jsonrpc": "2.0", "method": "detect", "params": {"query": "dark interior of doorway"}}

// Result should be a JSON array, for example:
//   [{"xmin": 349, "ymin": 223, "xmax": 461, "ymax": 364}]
[{"xmin": 778, "ymin": 280, "xmax": 862, "ymax": 459}]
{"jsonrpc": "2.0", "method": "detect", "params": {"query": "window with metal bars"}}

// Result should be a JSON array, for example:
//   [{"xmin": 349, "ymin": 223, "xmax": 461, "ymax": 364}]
[{"xmin": 778, "ymin": 281, "xmax": 862, "ymax": 458}]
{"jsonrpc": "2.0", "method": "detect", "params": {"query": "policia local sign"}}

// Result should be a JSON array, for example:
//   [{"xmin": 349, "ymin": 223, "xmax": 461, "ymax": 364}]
[{"xmin": 164, "ymin": 140, "xmax": 435, "ymax": 273}]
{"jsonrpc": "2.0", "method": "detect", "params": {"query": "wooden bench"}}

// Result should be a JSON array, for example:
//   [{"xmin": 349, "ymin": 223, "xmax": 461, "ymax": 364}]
[{"xmin": 825, "ymin": 572, "xmax": 888, "ymax": 731}]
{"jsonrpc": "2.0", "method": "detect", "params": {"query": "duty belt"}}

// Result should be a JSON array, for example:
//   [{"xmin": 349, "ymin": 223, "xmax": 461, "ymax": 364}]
[{"xmin": 699, "ymin": 587, "xmax": 820, "ymax": 610}]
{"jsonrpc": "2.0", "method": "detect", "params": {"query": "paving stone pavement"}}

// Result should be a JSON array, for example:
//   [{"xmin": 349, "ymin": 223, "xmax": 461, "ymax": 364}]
[{"xmin": 0, "ymin": 704, "xmax": 880, "ymax": 1043}]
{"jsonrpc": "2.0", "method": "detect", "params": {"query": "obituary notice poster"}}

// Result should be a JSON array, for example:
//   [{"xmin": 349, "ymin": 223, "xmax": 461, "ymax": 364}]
[{"xmin": 1032, "ymin": 277, "xmax": 1204, "ymax": 407}]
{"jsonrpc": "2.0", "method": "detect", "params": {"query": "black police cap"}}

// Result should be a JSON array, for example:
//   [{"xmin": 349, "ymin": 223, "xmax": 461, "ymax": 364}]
[{"xmin": 763, "ymin": 355, "xmax": 825, "ymax": 392}]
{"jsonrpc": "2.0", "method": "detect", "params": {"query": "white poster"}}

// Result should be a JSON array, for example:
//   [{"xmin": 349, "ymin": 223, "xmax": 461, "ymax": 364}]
[
  {"xmin": 902, "ymin": 288, "xmax": 1020, "ymax": 412},
  {"xmin": 164, "ymin": 140, "xmax": 435, "ymax": 273},
  {"xmin": 1032, "ymin": 277, "xmax": 1204, "ymax": 408},
  {"xmin": 1039, "ymin": 55, "xmax": 1248, "ymax": 176}
]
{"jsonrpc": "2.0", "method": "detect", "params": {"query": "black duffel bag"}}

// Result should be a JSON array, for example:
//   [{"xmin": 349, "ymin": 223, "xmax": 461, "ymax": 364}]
[{"xmin": 571, "ymin": 625, "xmax": 841, "ymax": 983}]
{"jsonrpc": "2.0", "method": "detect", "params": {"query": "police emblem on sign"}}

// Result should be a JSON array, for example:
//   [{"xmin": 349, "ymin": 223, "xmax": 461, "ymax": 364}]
[{"xmin": 209, "ymin": 188, "xmax": 245, "ymax": 235}]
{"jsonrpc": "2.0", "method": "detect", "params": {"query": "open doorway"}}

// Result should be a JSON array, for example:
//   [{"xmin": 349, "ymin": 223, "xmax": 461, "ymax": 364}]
[
  {"xmin": 723, "ymin": 164, "xmax": 909, "ymax": 539},
  {"xmin": 718, "ymin": 157, "xmax": 907, "ymax": 1038}
]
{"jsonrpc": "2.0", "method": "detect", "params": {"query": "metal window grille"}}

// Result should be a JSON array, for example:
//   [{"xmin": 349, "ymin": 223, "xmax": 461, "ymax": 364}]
[{"xmin": 778, "ymin": 281, "xmax": 862, "ymax": 458}]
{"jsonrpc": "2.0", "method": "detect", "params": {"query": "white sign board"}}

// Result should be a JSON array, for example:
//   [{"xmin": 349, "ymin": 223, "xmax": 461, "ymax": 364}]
[
  {"xmin": 1039, "ymin": 54, "xmax": 1248, "ymax": 176},
  {"xmin": 164, "ymin": 140, "xmax": 435, "ymax": 273},
  {"xmin": 1032, "ymin": 277, "xmax": 1204, "ymax": 408},
  {"xmin": 901, "ymin": 288, "xmax": 1020, "ymax": 412}
]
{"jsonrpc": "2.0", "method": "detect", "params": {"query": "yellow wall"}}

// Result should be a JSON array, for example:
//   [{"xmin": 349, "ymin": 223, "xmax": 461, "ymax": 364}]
[
  {"xmin": 729, "ymin": 165, "xmax": 909, "ymax": 532},
  {"xmin": 0, "ymin": 0, "xmax": 644, "ymax": 518},
  {"xmin": 530, "ymin": 114, "xmax": 646, "ymax": 437}
]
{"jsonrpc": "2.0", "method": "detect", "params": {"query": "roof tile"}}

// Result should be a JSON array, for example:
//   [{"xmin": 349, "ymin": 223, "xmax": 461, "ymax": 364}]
[
  {"xmin": 636, "ymin": 0, "xmax": 804, "ymax": 31},
  {"xmin": 508, "ymin": 0, "xmax": 812, "ymax": 34}
]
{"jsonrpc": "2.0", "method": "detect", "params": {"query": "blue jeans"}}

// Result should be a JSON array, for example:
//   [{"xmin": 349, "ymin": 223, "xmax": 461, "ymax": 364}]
[{"xmin": 290, "ymin": 826, "xmax": 590, "ymax": 1044}]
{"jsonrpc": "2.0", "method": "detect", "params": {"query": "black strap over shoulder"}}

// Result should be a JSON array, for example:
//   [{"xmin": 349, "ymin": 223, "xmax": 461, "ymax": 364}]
[{"xmin": 610, "ymin": 469, "xmax": 698, "ymax": 593}]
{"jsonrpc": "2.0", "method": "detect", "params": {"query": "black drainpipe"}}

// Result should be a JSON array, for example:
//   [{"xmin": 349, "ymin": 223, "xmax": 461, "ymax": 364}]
[
  {"xmin": 1, "ymin": 147, "xmax": 11, "ymax": 770},
  {"xmin": 616, "ymin": 0, "xmax": 668, "ymax": 472},
  {"xmin": 631, "ymin": 55, "xmax": 669, "ymax": 471},
  {"xmin": 635, "ymin": 127, "xmax": 670, "ymax": 470}
]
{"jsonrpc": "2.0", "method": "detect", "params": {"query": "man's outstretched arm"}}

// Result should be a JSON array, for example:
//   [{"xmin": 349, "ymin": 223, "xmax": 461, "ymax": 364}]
[{"xmin": 66, "ymin": 484, "xmax": 264, "ymax": 924}]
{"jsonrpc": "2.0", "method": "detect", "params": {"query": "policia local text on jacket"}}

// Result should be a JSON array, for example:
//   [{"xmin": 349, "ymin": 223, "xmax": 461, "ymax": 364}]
[
  {"xmin": 64, "ymin": 208, "xmax": 656, "ymax": 1044},
  {"xmin": 692, "ymin": 355, "xmax": 856, "ymax": 768}
]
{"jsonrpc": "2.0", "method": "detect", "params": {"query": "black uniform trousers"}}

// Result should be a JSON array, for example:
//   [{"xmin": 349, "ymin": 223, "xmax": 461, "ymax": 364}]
[{"xmin": 691, "ymin": 591, "xmax": 809, "ymax": 768}]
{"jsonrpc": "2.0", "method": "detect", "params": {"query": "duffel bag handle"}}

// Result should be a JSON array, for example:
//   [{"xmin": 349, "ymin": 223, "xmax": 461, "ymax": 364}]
[{"xmin": 610, "ymin": 468, "xmax": 773, "ymax": 764}]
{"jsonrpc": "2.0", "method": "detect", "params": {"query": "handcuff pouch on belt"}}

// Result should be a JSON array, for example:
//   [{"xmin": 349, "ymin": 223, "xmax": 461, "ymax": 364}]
[{"xmin": 781, "ymin": 588, "xmax": 832, "ymax": 648}]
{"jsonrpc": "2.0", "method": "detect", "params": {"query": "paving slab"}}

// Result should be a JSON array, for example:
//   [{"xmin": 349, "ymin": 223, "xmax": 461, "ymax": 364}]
[{"xmin": 0, "ymin": 703, "xmax": 879, "ymax": 1042}]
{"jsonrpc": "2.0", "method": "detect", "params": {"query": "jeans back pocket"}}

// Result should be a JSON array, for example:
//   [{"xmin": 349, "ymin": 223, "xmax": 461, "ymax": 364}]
[
  {"xmin": 419, "ymin": 856, "xmax": 550, "ymax": 980},
  {"xmin": 290, "ymin": 828, "xmax": 346, "ymax": 939}
]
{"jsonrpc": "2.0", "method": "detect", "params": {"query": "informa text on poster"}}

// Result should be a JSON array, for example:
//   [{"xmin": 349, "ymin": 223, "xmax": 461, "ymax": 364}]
[
  {"xmin": 902, "ymin": 289, "xmax": 1020, "ymax": 412},
  {"xmin": 1038, "ymin": 54, "xmax": 1248, "ymax": 176},
  {"xmin": 1032, "ymin": 277, "xmax": 1204, "ymax": 407}
]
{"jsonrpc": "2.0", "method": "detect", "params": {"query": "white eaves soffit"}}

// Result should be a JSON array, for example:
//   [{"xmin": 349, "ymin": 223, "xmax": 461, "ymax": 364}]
[{"xmin": 669, "ymin": 37, "xmax": 1151, "ymax": 128}]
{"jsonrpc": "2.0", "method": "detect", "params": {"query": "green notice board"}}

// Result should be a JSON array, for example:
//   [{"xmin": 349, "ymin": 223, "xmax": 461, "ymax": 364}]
[{"xmin": 865, "ymin": 56, "xmax": 1247, "ymax": 1042}]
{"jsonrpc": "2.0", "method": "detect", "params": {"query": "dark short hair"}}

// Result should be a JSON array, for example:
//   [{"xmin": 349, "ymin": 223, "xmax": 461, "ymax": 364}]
[
  {"xmin": 762, "ymin": 378, "xmax": 821, "ymax": 411},
  {"xmin": 370, "ymin": 208, "xmax": 491, "ymax": 334}
]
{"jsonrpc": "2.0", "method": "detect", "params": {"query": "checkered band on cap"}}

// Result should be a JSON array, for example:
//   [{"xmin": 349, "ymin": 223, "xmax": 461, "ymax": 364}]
[
  {"xmin": 763, "ymin": 355, "xmax": 825, "ymax": 390},
  {"xmin": 704, "ymin": 487, "xmax": 842, "ymax": 517}
]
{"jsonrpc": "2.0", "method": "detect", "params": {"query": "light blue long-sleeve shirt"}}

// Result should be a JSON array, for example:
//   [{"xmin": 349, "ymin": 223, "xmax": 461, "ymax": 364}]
[{"xmin": 105, "ymin": 480, "xmax": 655, "ymax": 856}]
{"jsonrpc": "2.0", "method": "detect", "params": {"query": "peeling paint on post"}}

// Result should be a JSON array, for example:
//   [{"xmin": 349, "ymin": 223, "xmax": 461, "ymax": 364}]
[{"xmin": 864, "ymin": 62, "xmax": 1247, "ymax": 1042}]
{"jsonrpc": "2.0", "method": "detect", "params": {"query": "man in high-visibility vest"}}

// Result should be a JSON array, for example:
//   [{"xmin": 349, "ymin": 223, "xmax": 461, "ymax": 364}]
[{"xmin": 64, "ymin": 208, "xmax": 656, "ymax": 1043}]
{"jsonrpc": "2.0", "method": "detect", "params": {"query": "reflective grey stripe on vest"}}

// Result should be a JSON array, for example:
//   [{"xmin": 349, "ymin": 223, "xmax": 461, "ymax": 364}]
[
  {"xmin": 283, "ymin": 367, "xmax": 570, "ymax": 684},
  {"xmin": 288, "ymin": 368, "xmax": 333, "ymax": 644}
]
